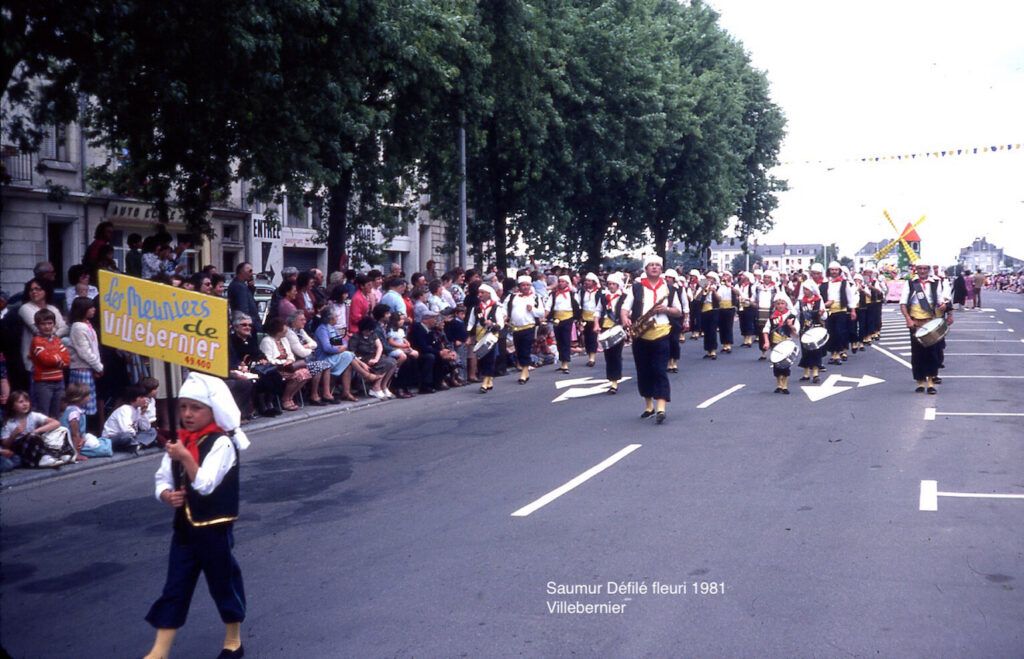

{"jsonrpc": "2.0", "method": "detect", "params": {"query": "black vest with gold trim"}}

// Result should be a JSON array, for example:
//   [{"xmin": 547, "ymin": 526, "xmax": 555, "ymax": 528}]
[{"xmin": 174, "ymin": 432, "xmax": 240, "ymax": 530}]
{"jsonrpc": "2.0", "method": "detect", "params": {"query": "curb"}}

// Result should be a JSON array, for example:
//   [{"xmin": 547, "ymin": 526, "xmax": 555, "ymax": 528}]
[{"xmin": 0, "ymin": 397, "xmax": 383, "ymax": 491}]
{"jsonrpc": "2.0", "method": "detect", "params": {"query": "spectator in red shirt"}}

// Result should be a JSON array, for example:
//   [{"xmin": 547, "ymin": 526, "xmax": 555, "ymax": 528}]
[
  {"xmin": 348, "ymin": 275, "xmax": 373, "ymax": 334},
  {"xmin": 30, "ymin": 308, "xmax": 70, "ymax": 418}
]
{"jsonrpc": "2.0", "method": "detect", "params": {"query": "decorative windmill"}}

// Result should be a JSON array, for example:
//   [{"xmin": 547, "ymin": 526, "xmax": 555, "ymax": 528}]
[{"xmin": 873, "ymin": 210, "xmax": 926, "ymax": 267}]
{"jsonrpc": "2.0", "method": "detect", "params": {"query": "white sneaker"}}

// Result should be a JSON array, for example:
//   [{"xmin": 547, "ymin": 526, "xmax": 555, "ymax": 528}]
[
  {"xmin": 370, "ymin": 389, "xmax": 385, "ymax": 400},
  {"xmin": 385, "ymin": 390, "xmax": 396, "ymax": 399}
]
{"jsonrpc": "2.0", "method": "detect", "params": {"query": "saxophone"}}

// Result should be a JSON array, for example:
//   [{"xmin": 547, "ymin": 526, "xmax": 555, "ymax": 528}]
[{"xmin": 629, "ymin": 292, "xmax": 669, "ymax": 340}]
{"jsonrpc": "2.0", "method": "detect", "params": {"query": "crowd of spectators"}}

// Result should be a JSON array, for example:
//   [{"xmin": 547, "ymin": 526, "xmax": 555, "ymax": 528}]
[{"xmin": 0, "ymin": 223, "xmax": 579, "ymax": 472}]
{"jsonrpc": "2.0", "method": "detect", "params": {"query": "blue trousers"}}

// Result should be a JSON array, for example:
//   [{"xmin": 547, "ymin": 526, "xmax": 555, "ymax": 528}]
[
  {"xmin": 632, "ymin": 335, "xmax": 671, "ymax": 401},
  {"xmin": 146, "ymin": 524, "xmax": 246, "ymax": 629},
  {"xmin": 512, "ymin": 328, "xmax": 535, "ymax": 367},
  {"xmin": 604, "ymin": 341, "xmax": 624, "ymax": 382},
  {"xmin": 554, "ymin": 320, "xmax": 573, "ymax": 363}
]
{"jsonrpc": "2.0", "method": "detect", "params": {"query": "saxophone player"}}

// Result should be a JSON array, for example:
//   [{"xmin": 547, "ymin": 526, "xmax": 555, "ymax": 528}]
[{"xmin": 620, "ymin": 255, "xmax": 685, "ymax": 424}]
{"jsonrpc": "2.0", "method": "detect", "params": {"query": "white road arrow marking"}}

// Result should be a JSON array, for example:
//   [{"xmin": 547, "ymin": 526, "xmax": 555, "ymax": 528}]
[
  {"xmin": 802, "ymin": 373, "xmax": 884, "ymax": 402},
  {"xmin": 552, "ymin": 377, "xmax": 631, "ymax": 402},
  {"xmin": 555, "ymin": 376, "xmax": 607, "ymax": 389},
  {"xmin": 919, "ymin": 480, "xmax": 1024, "ymax": 511}
]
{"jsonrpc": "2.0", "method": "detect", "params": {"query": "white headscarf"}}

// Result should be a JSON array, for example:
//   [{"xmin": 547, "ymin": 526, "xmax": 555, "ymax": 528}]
[{"xmin": 177, "ymin": 373, "xmax": 250, "ymax": 450}]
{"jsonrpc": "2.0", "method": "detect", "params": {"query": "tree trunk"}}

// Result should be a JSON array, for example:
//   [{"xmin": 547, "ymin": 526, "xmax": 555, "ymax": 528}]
[
  {"xmin": 494, "ymin": 205, "xmax": 507, "ymax": 273},
  {"xmin": 327, "ymin": 168, "xmax": 354, "ymax": 273},
  {"xmin": 653, "ymin": 221, "xmax": 668, "ymax": 264},
  {"xmin": 585, "ymin": 218, "xmax": 604, "ymax": 273}
]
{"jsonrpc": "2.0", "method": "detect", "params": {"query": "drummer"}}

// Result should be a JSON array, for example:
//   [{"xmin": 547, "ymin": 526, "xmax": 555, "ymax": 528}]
[
  {"xmin": 900, "ymin": 263, "xmax": 946, "ymax": 394},
  {"xmin": 761, "ymin": 296, "xmax": 799, "ymax": 394},
  {"xmin": 797, "ymin": 281, "xmax": 827, "ymax": 383},
  {"xmin": 601, "ymin": 273, "xmax": 627, "ymax": 393},
  {"xmin": 467, "ymin": 284, "xmax": 507, "ymax": 393}
]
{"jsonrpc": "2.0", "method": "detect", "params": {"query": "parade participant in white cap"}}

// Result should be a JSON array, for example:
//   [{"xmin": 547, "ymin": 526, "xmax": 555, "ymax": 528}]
[
  {"xmin": 797, "ymin": 281, "xmax": 828, "ymax": 383},
  {"xmin": 697, "ymin": 271, "xmax": 722, "ymax": 359},
  {"xmin": 663, "ymin": 269, "xmax": 684, "ymax": 372},
  {"xmin": 851, "ymin": 272, "xmax": 871, "ymax": 353},
  {"xmin": 761, "ymin": 295, "xmax": 799, "ymax": 394},
  {"xmin": 820, "ymin": 261, "xmax": 858, "ymax": 364},
  {"xmin": 809, "ymin": 262, "xmax": 825, "ymax": 286},
  {"xmin": 144, "ymin": 373, "xmax": 250, "ymax": 659},
  {"xmin": 737, "ymin": 271, "xmax": 758, "ymax": 348},
  {"xmin": 547, "ymin": 274, "xmax": 580, "ymax": 373},
  {"xmin": 754, "ymin": 271, "xmax": 790, "ymax": 361},
  {"xmin": 601, "ymin": 273, "xmax": 627, "ymax": 393},
  {"xmin": 716, "ymin": 271, "xmax": 740, "ymax": 353},
  {"xmin": 686, "ymin": 269, "xmax": 703, "ymax": 340},
  {"xmin": 507, "ymin": 275, "xmax": 545, "ymax": 384},
  {"xmin": 468, "ymin": 284, "xmax": 506, "ymax": 392},
  {"xmin": 863, "ymin": 262, "xmax": 887, "ymax": 342},
  {"xmin": 620, "ymin": 255, "xmax": 685, "ymax": 424},
  {"xmin": 900, "ymin": 263, "xmax": 946, "ymax": 394},
  {"xmin": 931, "ymin": 263, "xmax": 953, "ymax": 373},
  {"xmin": 578, "ymin": 272, "xmax": 603, "ymax": 367}
]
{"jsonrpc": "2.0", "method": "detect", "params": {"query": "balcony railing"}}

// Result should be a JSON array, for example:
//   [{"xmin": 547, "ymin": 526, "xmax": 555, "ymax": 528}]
[{"xmin": 1, "ymin": 145, "xmax": 34, "ymax": 184}]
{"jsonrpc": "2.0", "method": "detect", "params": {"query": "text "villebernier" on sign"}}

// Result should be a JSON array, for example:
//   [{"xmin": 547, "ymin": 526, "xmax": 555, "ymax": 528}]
[{"xmin": 97, "ymin": 271, "xmax": 228, "ymax": 377}]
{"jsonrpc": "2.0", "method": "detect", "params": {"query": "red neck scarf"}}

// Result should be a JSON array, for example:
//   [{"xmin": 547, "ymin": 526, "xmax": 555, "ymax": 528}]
[
  {"xmin": 771, "ymin": 305, "xmax": 790, "ymax": 323},
  {"xmin": 177, "ymin": 422, "xmax": 223, "ymax": 462},
  {"xmin": 830, "ymin": 275, "xmax": 844, "ymax": 283},
  {"xmin": 642, "ymin": 278, "xmax": 664, "ymax": 292},
  {"xmin": 802, "ymin": 290, "xmax": 820, "ymax": 306}
]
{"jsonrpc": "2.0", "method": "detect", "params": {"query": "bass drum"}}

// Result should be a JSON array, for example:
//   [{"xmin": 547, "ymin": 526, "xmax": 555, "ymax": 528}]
[
  {"xmin": 473, "ymin": 332, "xmax": 498, "ymax": 358},
  {"xmin": 915, "ymin": 318, "xmax": 948, "ymax": 347},
  {"xmin": 769, "ymin": 339, "xmax": 801, "ymax": 370},
  {"xmin": 598, "ymin": 325, "xmax": 626, "ymax": 350},
  {"xmin": 801, "ymin": 326, "xmax": 829, "ymax": 351}
]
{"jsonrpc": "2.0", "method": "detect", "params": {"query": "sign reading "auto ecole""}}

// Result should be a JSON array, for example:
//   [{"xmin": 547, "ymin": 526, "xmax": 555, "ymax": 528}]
[{"xmin": 97, "ymin": 271, "xmax": 228, "ymax": 377}]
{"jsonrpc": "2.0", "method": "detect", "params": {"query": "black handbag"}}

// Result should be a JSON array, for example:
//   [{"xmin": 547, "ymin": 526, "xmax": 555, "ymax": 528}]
[{"xmin": 252, "ymin": 363, "xmax": 278, "ymax": 377}]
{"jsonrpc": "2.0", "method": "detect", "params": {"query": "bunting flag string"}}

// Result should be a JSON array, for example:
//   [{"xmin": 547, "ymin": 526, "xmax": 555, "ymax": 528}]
[{"xmin": 780, "ymin": 141, "xmax": 1022, "ymax": 167}]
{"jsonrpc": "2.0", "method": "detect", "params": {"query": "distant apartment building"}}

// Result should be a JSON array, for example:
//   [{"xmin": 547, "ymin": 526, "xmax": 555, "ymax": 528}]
[
  {"xmin": 957, "ymin": 237, "xmax": 1012, "ymax": 273},
  {"xmin": 704, "ymin": 241, "xmax": 823, "ymax": 273}
]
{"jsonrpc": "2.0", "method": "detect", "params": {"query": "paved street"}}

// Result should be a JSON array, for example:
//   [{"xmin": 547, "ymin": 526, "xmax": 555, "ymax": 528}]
[{"xmin": 2, "ymin": 291, "xmax": 1023, "ymax": 658}]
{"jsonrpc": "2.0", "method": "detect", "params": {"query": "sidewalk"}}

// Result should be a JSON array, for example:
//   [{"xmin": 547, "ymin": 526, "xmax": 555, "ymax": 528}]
[{"xmin": 0, "ymin": 396, "xmax": 383, "ymax": 490}]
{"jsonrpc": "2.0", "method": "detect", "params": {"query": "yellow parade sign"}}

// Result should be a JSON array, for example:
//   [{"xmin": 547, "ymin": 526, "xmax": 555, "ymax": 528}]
[
  {"xmin": 873, "ymin": 210, "xmax": 927, "ymax": 264},
  {"xmin": 97, "ymin": 270, "xmax": 229, "ymax": 377}
]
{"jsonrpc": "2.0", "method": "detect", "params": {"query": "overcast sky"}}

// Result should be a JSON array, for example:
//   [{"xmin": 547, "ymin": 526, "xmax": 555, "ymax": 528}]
[{"xmin": 708, "ymin": 0, "xmax": 1024, "ymax": 265}]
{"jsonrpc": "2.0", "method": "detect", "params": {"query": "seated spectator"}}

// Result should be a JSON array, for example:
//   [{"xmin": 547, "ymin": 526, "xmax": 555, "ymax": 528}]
[
  {"xmin": 29, "ymin": 307, "xmax": 69, "ymax": 418},
  {"xmin": 1, "ymin": 390, "xmax": 75, "ymax": 468},
  {"xmin": 228, "ymin": 312, "xmax": 283, "ymax": 417},
  {"xmin": 285, "ymin": 311, "xmax": 337, "ymax": 405},
  {"xmin": 410, "ymin": 310, "xmax": 456, "ymax": 393},
  {"xmin": 60, "ymin": 383, "xmax": 111, "ymax": 459},
  {"xmin": 276, "ymin": 280, "xmax": 300, "ymax": 322},
  {"xmin": 386, "ymin": 313, "xmax": 418, "ymax": 399},
  {"xmin": 381, "ymin": 277, "xmax": 407, "ymax": 316},
  {"xmin": 445, "ymin": 305, "xmax": 471, "ymax": 382},
  {"xmin": 64, "ymin": 264, "xmax": 100, "ymax": 312},
  {"xmin": 428, "ymin": 279, "xmax": 451, "ymax": 314},
  {"xmin": 347, "ymin": 317, "xmax": 396, "ymax": 400},
  {"xmin": 314, "ymin": 307, "xmax": 369, "ymax": 402},
  {"xmin": 259, "ymin": 317, "xmax": 312, "ymax": 411},
  {"xmin": 326, "ymin": 285, "xmax": 349, "ymax": 336},
  {"xmin": 102, "ymin": 385, "xmax": 159, "ymax": 452},
  {"xmin": 19, "ymin": 277, "xmax": 68, "ymax": 373}
]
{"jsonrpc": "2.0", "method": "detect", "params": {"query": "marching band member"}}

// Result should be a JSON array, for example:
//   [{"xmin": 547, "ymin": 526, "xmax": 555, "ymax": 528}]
[
  {"xmin": 932, "ymin": 264, "xmax": 953, "ymax": 374},
  {"xmin": 755, "ymin": 271, "xmax": 789, "ymax": 361},
  {"xmin": 761, "ymin": 296, "xmax": 799, "ymax": 394},
  {"xmin": 863, "ymin": 263, "xmax": 886, "ymax": 342},
  {"xmin": 797, "ymin": 281, "xmax": 827, "ymax": 383},
  {"xmin": 698, "ymin": 271, "xmax": 721, "ymax": 359},
  {"xmin": 783, "ymin": 269, "xmax": 802, "ymax": 306},
  {"xmin": 717, "ymin": 271, "xmax": 739, "ymax": 353},
  {"xmin": 808, "ymin": 262, "xmax": 825, "ymax": 287},
  {"xmin": 546, "ymin": 275, "xmax": 580, "ymax": 373},
  {"xmin": 737, "ymin": 271, "xmax": 758, "ymax": 348},
  {"xmin": 578, "ymin": 273, "xmax": 603, "ymax": 368},
  {"xmin": 820, "ymin": 261, "xmax": 857, "ymax": 365},
  {"xmin": 601, "ymin": 273, "xmax": 627, "ymax": 393},
  {"xmin": 687, "ymin": 270, "xmax": 703, "ymax": 339},
  {"xmin": 620, "ymin": 255, "xmax": 685, "ymax": 424},
  {"xmin": 468, "ymin": 284, "xmax": 507, "ymax": 392},
  {"xmin": 852, "ymin": 273, "xmax": 870, "ymax": 353},
  {"xmin": 664, "ymin": 269, "xmax": 684, "ymax": 372},
  {"xmin": 507, "ymin": 275, "xmax": 545, "ymax": 384},
  {"xmin": 900, "ymin": 263, "xmax": 946, "ymax": 394}
]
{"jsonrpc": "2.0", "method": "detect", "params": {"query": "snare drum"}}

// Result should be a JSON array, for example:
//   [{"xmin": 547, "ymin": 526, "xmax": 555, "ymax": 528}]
[
  {"xmin": 800, "ymin": 326, "xmax": 829, "ymax": 351},
  {"xmin": 914, "ymin": 318, "xmax": 948, "ymax": 347},
  {"xmin": 769, "ymin": 339, "xmax": 801, "ymax": 369},
  {"xmin": 598, "ymin": 325, "xmax": 626, "ymax": 350},
  {"xmin": 473, "ymin": 332, "xmax": 498, "ymax": 358}
]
